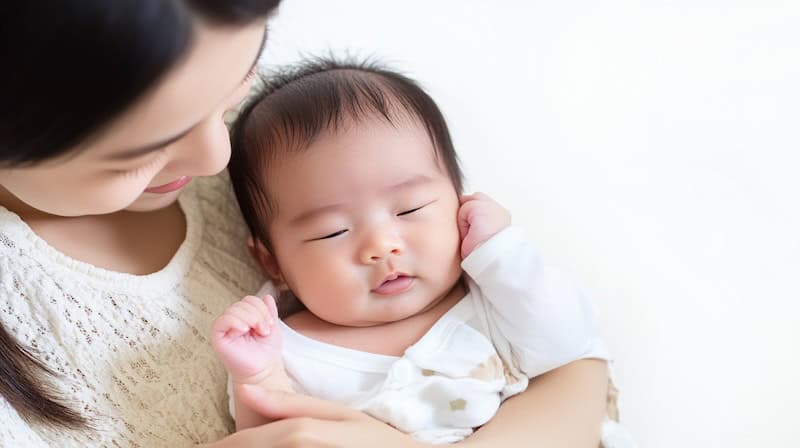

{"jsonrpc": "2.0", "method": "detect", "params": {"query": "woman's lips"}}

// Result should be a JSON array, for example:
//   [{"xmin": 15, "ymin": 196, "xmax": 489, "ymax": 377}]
[
  {"xmin": 372, "ymin": 274, "xmax": 415, "ymax": 296},
  {"xmin": 144, "ymin": 176, "xmax": 192, "ymax": 194}
]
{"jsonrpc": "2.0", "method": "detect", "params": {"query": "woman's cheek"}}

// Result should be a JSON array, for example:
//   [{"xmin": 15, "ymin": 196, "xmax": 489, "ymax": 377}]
[{"xmin": 108, "ymin": 177, "xmax": 155, "ymax": 209}]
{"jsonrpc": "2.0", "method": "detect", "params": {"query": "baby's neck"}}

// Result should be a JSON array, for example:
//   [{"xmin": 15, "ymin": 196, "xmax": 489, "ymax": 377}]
[{"xmin": 285, "ymin": 279, "xmax": 466, "ymax": 356}]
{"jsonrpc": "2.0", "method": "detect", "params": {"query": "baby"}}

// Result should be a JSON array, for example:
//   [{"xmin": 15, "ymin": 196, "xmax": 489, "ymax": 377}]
[{"xmin": 213, "ymin": 57, "xmax": 610, "ymax": 444}]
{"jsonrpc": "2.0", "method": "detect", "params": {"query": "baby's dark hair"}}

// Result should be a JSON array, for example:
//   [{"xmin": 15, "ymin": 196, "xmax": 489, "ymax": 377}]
[{"xmin": 229, "ymin": 56, "xmax": 464, "ymax": 251}]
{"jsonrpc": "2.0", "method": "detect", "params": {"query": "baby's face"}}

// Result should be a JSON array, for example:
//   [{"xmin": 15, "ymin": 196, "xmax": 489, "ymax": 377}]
[{"xmin": 264, "ymin": 117, "xmax": 463, "ymax": 327}]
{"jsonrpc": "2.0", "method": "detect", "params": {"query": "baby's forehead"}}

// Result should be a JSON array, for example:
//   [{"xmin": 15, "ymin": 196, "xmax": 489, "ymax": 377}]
[
  {"xmin": 265, "ymin": 117, "xmax": 445, "ymax": 188},
  {"xmin": 269, "ymin": 110, "xmax": 436, "ymax": 161}
]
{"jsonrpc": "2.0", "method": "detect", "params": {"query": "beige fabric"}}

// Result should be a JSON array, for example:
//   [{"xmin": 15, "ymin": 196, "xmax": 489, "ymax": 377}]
[{"xmin": 607, "ymin": 377, "xmax": 620, "ymax": 422}]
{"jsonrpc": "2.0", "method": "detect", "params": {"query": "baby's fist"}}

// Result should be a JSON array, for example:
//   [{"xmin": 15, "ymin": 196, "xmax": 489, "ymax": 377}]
[
  {"xmin": 457, "ymin": 192, "xmax": 511, "ymax": 258},
  {"xmin": 211, "ymin": 294, "xmax": 283, "ymax": 384}
]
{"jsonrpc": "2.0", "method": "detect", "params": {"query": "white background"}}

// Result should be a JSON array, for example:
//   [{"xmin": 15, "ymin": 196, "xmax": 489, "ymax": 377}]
[{"xmin": 260, "ymin": 1, "xmax": 800, "ymax": 446}]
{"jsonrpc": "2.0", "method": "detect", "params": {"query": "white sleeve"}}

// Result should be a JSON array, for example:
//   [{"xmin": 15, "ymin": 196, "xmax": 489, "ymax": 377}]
[
  {"xmin": 462, "ymin": 226, "xmax": 608, "ymax": 378},
  {"xmin": 0, "ymin": 398, "xmax": 51, "ymax": 447}
]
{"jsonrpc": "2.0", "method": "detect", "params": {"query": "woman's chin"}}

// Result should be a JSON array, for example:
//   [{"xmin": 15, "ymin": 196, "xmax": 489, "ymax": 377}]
[{"xmin": 124, "ymin": 191, "xmax": 182, "ymax": 213}]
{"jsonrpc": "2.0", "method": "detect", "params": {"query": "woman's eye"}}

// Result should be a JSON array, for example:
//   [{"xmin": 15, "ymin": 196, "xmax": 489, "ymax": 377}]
[
  {"xmin": 111, "ymin": 149, "xmax": 166, "ymax": 178},
  {"xmin": 397, "ymin": 206, "xmax": 424, "ymax": 216},
  {"xmin": 113, "ymin": 159, "xmax": 157, "ymax": 178},
  {"xmin": 314, "ymin": 229, "xmax": 348, "ymax": 240}
]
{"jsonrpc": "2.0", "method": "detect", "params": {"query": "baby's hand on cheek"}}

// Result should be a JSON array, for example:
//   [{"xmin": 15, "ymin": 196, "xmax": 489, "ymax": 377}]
[
  {"xmin": 458, "ymin": 192, "xmax": 512, "ymax": 259},
  {"xmin": 211, "ymin": 294, "xmax": 284, "ymax": 385}
]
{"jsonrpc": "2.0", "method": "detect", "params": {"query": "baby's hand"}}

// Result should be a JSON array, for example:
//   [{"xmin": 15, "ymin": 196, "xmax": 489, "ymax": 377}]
[
  {"xmin": 211, "ymin": 294, "xmax": 283, "ymax": 385},
  {"xmin": 458, "ymin": 192, "xmax": 511, "ymax": 258}
]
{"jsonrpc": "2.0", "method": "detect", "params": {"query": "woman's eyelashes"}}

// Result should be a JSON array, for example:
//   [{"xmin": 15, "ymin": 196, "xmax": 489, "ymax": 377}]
[{"xmin": 112, "ymin": 150, "xmax": 166, "ymax": 178}]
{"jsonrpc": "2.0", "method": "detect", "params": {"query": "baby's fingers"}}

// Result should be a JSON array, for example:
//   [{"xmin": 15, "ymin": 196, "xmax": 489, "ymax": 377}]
[
  {"xmin": 459, "ymin": 192, "xmax": 478, "ymax": 204},
  {"xmin": 212, "ymin": 314, "xmax": 250, "ymax": 338},
  {"xmin": 242, "ymin": 295, "xmax": 274, "ymax": 334},
  {"xmin": 458, "ymin": 199, "xmax": 479, "ymax": 238},
  {"xmin": 227, "ymin": 301, "xmax": 272, "ymax": 337},
  {"xmin": 248, "ymin": 294, "xmax": 280, "ymax": 326},
  {"xmin": 261, "ymin": 294, "xmax": 279, "ymax": 319}
]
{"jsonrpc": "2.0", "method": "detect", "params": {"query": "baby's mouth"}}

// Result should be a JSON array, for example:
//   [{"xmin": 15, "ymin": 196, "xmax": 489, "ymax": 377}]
[{"xmin": 372, "ymin": 273, "xmax": 415, "ymax": 296}]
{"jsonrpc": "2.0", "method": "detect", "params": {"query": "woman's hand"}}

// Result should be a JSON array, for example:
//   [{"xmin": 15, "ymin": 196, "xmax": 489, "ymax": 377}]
[
  {"xmin": 215, "ymin": 414, "xmax": 424, "ymax": 448},
  {"xmin": 205, "ymin": 390, "xmax": 426, "ymax": 448}
]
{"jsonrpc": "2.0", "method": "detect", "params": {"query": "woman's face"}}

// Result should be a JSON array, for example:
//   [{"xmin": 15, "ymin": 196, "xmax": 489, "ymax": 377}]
[{"xmin": 0, "ymin": 21, "xmax": 266, "ymax": 217}]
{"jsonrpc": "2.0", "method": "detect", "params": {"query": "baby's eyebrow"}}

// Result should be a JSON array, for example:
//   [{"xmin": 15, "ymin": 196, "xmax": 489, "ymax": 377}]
[
  {"xmin": 383, "ymin": 175, "xmax": 434, "ymax": 193},
  {"xmin": 290, "ymin": 202, "xmax": 346, "ymax": 226}
]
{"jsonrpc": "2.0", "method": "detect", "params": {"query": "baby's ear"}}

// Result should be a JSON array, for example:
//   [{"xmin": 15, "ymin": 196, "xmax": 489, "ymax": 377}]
[{"xmin": 247, "ymin": 236, "xmax": 285, "ymax": 287}]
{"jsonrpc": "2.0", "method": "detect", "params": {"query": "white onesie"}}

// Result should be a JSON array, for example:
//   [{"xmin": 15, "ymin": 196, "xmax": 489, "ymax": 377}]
[{"xmin": 275, "ymin": 227, "xmax": 612, "ymax": 444}]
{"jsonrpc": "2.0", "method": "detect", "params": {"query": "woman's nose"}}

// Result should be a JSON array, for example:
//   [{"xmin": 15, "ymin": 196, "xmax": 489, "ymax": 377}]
[{"xmin": 164, "ymin": 117, "xmax": 232, "ymax": 177}]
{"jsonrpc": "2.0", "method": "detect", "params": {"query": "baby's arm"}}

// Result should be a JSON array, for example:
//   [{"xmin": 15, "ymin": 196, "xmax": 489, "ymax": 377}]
[
  {"xmin": 211, "ymin": 295, "xmax": 293, "ymax": 430},
  {"xmin": 459, "ymin": 193, "xmax": 601, "ymax": 377}
]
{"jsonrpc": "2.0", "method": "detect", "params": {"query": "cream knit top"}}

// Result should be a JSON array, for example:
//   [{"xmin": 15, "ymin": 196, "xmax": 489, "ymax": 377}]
[{"xmin": 0, "ymin": 173, "xmax": 264, "ymax": 447}]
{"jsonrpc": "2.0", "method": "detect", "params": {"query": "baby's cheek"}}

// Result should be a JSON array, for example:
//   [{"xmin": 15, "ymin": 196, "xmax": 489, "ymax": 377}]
[
  {"xmin": 423, "ymin": 223, "xmax": 461, "ymax": 265},
  {"xmin": 304, "ymin": 259, "xmax": 356, "ymax": 297}
]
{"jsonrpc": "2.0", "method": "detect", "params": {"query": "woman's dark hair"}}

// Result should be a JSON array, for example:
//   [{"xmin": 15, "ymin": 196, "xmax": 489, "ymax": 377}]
[
  {"xmin": 0, "ymin": 0, "xmax": 280, "ymax": 429},
  {"xmin": 0, "ymin": 0, "xmax": 280, "ymax": 165},
  {"xmin": 229, "ymin": 56, "xmax": 464, "ymax": 254}
]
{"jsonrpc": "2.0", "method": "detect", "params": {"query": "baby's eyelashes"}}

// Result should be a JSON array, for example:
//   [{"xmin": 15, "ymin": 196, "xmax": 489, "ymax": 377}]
[
  {"xmin": 397, "ymin": 206, "xmax": 423, "ymax": 216},
  {"xmin": 397, "ymin": 199, "xmax": 437, "ymax": 217},
  {"xmin": 310, "ymin": 229, "xmax": 349, "ymax": 241}
]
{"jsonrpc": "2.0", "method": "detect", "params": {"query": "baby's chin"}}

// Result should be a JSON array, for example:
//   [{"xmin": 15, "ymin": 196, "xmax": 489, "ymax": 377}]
[
  {"xmin": 373, "ymin": 293, "xmax": 452, "ymax": 323},
  {"xmin": 329, "ymin": 302, "xmax": 434, "ymax": 327},
  {"xmin": 304, "ymin": 281, "xmax": 463, "ymax": 327}
]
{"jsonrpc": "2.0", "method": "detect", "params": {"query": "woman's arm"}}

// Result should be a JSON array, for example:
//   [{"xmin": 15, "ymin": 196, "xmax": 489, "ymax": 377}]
[
  {"xmin": 461, "ymin": 359, "xmax": 608, "ymax": 448},
  {"xmin": 202, "ymin": 359, "xmax": 608, "ymax": 448}
]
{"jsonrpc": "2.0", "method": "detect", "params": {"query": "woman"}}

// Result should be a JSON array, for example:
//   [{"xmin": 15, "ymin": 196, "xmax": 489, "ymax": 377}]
[{"xmin": 0, "ymin": 1, "xmax": 608, "ymax": 446}]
